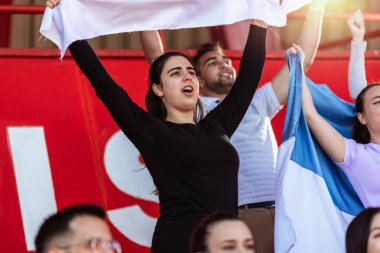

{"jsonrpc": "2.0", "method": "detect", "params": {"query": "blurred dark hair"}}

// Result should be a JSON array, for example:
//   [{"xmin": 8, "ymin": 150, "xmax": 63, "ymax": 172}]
[
  {"xmin": 193, "ymin": 43, "xmax": 223, "ymax": 71},
  {"xmin": 35, "ymin": 204, "xmax": 105, "ymax": 253},
  {"xmin": 346, "ymin": 208, "xmax": 380, "ymax": 253},
  {"xmin": 190, "ymin": 212, "xmax": 241, "ymax": 253},
  {"xmin": 146, "ymin": 51, "xmax": 203, "ymax": 122},
  {"xmin": 351, "ymin": 83, "xmax": 380, "ymax": 143}
]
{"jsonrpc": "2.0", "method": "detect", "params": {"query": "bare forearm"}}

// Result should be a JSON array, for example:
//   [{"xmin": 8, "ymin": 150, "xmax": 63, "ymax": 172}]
[
  {"xmin": 296, "ymin": 4, "xmax": 325, "ymax": 70},
  {"xmin": 139, "ymin": 31, "xmax": 164, "ymax": 65},
  {"xmin": 348, "ymin": 41, "xmax": 367, "ymax": 100},
  {"xmin": 305, "ymin": 112, "xmax": 345, "ymax": 163},
  {"xmin": 271, "ymin": 1, "xmax": 325, "ymax": 105},
  {"xmin": 302, "ymin": 80, "xmax": 345, "ymax": 163}
]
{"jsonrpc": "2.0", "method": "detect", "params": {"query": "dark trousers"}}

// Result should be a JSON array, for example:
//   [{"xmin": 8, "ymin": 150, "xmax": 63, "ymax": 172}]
[{"xmin": 239, "ymin": 207, "xmax": 275, "ymax": 253}]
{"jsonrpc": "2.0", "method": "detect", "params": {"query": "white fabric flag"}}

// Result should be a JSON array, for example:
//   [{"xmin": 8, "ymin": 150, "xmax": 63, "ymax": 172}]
[{"xmin": 40, "ymin": 0, "xmax": 311, "ymax": 58}]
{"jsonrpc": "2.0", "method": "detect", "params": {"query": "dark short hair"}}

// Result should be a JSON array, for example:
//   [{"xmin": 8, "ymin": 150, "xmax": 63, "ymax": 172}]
[
  {"xmin": 35, "ymin": 204, "xmax": 106, "ymax": 253},
  {"xmin": 192, "ymin": 43, "xmax": 223, "ymax": 71},
  {"xmin": 346, "ymin": 208, "xmax": 380, "ymax": 253},
  {"xmin": 190, "ymin": 212, "xmax": 240, "ymax": 253},
  {"xmin": 351, "ymin": 83, "xmax": 380, "ymax": 143},
  {"xmin": 146, "ymin": 51, "xmax": 203, "ymax": 122}
]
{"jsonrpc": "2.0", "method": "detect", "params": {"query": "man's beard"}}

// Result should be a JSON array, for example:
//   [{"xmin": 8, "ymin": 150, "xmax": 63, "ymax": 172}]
[{"xmin": 206, "ymin": 78, "xmax": 234, "ymax": 95}]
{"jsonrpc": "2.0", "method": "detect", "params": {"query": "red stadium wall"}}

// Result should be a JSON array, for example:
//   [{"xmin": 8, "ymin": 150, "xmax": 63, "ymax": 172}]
[{"xmin": 0, "ymin": 49, "xmax": 379, "ymax": 253}]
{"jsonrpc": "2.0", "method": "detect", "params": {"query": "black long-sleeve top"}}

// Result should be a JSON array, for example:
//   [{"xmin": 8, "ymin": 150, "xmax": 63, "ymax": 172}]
[{"xmin": 69, "ymin": 25, "xmax": 266, "ymax": 223}]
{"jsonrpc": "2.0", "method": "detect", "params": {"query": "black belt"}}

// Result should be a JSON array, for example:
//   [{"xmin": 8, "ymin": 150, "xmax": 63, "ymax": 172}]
[{"xmin": 238, "ymin": 201, "xmax": 275, "ymax": 209}]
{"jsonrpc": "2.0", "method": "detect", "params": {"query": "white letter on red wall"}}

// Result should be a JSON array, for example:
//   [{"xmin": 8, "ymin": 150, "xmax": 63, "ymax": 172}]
[
  {"xmin": 8, "ymin": 127, "xmax": 57, "ymax": 251},
  {"xmin": 104, "ymin": 130, "xmax": 158, "ymax": 247}
]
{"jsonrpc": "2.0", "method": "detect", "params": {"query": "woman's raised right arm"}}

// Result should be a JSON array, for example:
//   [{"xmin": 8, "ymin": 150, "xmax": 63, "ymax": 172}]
[
  {"xmin": 69, "ymin": 40, "xmax": 150, "ymax": 144},
  {"xmin": 139, "ymin": 31, "xmax": 164, "ymax": 65},
  {"xmin": 46, "ymin": 0, "xmax": 150, "ymax": 143}
]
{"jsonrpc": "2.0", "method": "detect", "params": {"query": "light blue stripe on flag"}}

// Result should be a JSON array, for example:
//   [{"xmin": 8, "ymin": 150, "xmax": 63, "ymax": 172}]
[{"xmin": 275, "ymin": 51, "xmax": 364, "ymax": 253}]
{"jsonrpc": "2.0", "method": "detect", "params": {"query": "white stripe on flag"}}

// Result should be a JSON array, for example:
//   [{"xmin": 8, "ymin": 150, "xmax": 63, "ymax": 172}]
[{"xmin": 275, "ymin": 137, "xmax": 355, "ymax": 253}]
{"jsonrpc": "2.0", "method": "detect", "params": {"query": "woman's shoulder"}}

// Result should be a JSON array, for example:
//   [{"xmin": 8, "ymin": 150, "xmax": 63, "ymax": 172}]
[
  {"xmin": 345, "ymin": 138, "xmax": 380, "ymax": 151},
  {"xmin": 343, "ymin": 138, "xmax": 380, "ymax": 164}
]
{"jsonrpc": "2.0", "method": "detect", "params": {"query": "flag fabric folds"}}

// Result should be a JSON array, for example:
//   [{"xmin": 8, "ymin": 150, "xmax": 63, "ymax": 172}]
[
  {"xmin": 39, "ymin": 0, "xmax": 311, "ymax": 58},
  {"xmin": 275, "ymin": 52, "xmax": 364, "ymax": 253}
]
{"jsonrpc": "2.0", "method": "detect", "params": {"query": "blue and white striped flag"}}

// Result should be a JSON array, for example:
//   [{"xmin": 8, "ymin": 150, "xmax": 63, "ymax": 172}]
[{"xmin": 275, "ymin": 51, "xmax": 364, "ymax": 253}]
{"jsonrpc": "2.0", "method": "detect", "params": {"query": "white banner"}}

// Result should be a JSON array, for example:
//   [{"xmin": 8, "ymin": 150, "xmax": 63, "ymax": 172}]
[{"xmin": 40, "ymin": 0, "xmax": 311, "ymax": 58}]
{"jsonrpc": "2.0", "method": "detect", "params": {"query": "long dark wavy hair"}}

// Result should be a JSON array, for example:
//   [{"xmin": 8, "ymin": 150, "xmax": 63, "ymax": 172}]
[
  {"xmin": 146, "ymin": 51, "xmax": 204, "ymax": 122},
  {"xmin": 346, "ymin": 208, "xmax": 380, "ymax": 253},
  {"xmin": 351, "ymin": 83, "xmax": 380, "ymax": 144}
]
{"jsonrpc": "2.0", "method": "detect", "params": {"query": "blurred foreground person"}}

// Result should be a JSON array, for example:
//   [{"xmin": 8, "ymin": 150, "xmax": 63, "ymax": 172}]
[
  {"xmin": 346, "ymin": 208, "xmax": 380, "ymax": 253},
  {"xmin": 191, "ymin": 212, "xmax": 255, "ymax": 253},
  {"xmin": 35, "ymin": 204, "xmax": 121, "ymax": 253}
]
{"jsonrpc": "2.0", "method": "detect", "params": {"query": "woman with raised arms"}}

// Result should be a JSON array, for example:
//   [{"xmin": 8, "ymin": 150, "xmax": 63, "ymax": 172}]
[{"xmin": 46, "ymin": 0, "xmax": 267, "ymax": 252}]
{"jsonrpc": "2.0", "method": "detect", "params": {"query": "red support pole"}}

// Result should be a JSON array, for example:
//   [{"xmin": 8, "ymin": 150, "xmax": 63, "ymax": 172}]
[
  {"xmin": 210, "ymin": 26, "xmax": 229, "ymax": 48},
  {"xmin": 319, "ymin": 29, "xmax": 380, "ymax": 49},
  {"xmin": 0, "ymin": 1, "xmax": 12, "ymax": 47}
]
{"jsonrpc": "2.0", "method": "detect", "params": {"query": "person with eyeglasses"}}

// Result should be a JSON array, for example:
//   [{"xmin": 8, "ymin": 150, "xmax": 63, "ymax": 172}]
[{"xmin": 35, "ymin": 204, "xmax": 121, "ymax": 253}]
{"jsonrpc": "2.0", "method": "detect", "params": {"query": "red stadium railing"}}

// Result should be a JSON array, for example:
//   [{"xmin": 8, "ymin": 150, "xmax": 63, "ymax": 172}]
[
  {"xmin": 1, "ymin": 5, "xmax": 380, "ymax": 20},
  {"xmin": 320, "ymin": 29, "xmax": 380, "ymax": 49},
  {"xmin": 0, "ymin": 5, "xmax": 380, "ymax": 49},
  {"xmin": 0, "ymin": 4, "xmax": 44, "ymax": 14},
  {"xmin": 290, "ymin": 11, "xmax": 380, "ymax": 21}
]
